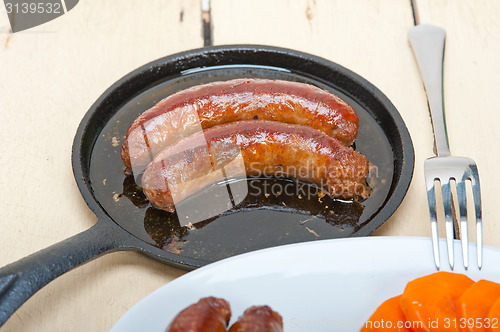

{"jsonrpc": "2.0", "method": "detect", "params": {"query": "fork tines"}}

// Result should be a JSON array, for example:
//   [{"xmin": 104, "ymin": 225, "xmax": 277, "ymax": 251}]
[{"xmin": 424, "ymin": 156, "xmax": 482, "ymax": 270}]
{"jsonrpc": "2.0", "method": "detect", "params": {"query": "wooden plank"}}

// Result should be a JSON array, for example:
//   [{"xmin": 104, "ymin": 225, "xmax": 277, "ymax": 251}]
[
  {"xmin": 0, "ymin": 1, "xmax": 201, "ymax": 331},
  {"xmin": 211, "ymin": 0, "xmax": 434, "ymax": 237},
  {"xmin": 415, "ymin": 0, "xmax": 500, "ymax": 247}
]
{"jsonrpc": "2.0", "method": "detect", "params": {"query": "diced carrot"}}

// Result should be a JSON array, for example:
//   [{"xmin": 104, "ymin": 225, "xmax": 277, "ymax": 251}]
[
  {"xmin": 456, "ymin": 280, "xmax": 500, "ymax": 332},
  {"xmin": 487, "ymin": 298, "xmax": 500, "ymax": 330},
  {"xmin": 361, "ymin": 295, "xmax": 413, "ymax": 331},
  {"xmin": 400, "ymin": 272, "xmax": 474, "ymax": 332}
]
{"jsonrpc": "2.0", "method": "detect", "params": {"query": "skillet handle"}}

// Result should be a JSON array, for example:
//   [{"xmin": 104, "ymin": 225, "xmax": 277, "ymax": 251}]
[{"xmin": 0, "ymin": 218, "xmax": 135, "ymax": 326}]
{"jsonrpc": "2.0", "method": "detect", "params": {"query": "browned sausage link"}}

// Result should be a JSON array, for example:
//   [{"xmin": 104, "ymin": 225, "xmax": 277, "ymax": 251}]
[
  {"xmin": 142, "ymin": 120, "xmax": 370, "ymax": 213},
  {"xmin": 165, "ymin": 297, "xmax": 231, "ymax": 332},
  {"xmin": 122, "ymin": 78, "xmax": 359, "ymax": 169},
  {"xmin": 228, "ymin": 306, "xmax": 283, "ymax": 332}
]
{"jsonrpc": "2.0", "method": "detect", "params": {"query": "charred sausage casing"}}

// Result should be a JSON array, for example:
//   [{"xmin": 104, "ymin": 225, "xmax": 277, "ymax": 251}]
[
  {"xmin": 142, "ymin": 120, "xmax": 370, "ymax": 213},
  {"xmin": 121, "ymin": 78, "xmax": 359, "ymax": 170},
  {"xmin": 228, "ymin": 306, "xmax": 283, "ymax": 332},
  {"xmin": 165, "ymin": 297, "xmax": 231, "ymax": 332}
]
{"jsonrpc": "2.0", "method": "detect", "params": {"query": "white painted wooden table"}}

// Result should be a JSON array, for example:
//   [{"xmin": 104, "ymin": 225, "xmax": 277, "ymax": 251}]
[{"xmin": 1, "ymin": 0, "xmax": 499, "ymax": 330}]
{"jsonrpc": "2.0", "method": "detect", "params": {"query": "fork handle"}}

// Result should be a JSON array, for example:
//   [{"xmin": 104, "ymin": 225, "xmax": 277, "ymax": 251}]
[{"xmin": 408, "ymin": 24, "xmax": 451, "ymax": 157}]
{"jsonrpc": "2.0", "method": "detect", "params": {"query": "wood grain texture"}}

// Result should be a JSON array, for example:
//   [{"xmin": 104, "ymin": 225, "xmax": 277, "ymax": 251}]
[{"xmin": 0, "ymin": 0, "xmax": 200, "ymax": 331}]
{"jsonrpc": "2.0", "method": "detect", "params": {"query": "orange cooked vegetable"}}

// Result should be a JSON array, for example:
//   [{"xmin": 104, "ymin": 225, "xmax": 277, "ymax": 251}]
[
  {"xmin": 487, "ymin": 298, "xmax": 500, "ymax": 330},
  {"xmin": 400, "ymin": 272, "xmax": 474, "ymax": 332},
  {"xmin": 456, "ymin": 280, "xmax": 500, "ymax": 332},
  {"xmin": 361, "ymin": 295, "xmax": 413, "ymax": 331}
]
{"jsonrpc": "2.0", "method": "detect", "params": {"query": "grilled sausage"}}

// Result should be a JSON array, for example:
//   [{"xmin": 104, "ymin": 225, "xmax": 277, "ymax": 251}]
[
  {"xmin": 121, "ymin": 78, "xmax": 359, "ymax": 170},
  {"xmin": 228, "ymin": 306, "xmax": 283, "ymax": 332},
  {"xmin": 142, "ymin": 120, "xmax": 370, "ymax": 213},
  {"xmin": 165, "ymin": 297, "xmax": 231, "ymax": 332}
]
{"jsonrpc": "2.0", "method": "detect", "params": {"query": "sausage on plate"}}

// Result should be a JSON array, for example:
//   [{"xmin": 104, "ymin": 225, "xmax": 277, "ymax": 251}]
[
  {"xmin": 165, "ymin": 297, "xmax": 231, "ymax": 332},
  {"xmin": 228, "ymin": 306, "xmax": 283, "ymax": 332},
  {"xmin": 142, "ymin": 120, "xmax": 370, "ymax": 213},
  {"xmin": 121, "ymin": 78, "xmax": 359, "ymax": 170}
]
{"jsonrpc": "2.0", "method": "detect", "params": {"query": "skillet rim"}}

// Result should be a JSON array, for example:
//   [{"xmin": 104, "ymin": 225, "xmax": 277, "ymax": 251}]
[{"xmin": 71, "ymin": 44, "xmax": 415, "ymax": 269}]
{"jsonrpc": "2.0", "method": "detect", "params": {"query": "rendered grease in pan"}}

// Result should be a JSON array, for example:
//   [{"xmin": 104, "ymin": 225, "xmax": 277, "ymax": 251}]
[{"xmin": 89, "ymin": 65, "xmax": 394, "ymax": 263}]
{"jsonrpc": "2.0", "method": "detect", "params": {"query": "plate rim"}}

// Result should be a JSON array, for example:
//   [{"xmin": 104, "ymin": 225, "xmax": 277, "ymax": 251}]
[{"xmin": 111, "ymin": 236, "xmax": 499, "ymax": 332}]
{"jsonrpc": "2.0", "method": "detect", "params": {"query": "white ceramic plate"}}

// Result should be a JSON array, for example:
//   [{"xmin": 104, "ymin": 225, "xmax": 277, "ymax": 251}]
[{"xmin": 111, "ymin": 237, "xmax": 500, "ymax": 332}]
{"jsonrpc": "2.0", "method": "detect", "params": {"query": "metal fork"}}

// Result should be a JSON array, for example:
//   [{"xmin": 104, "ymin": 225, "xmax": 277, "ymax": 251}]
[{"xmin": 408, "ymin": 24, "xmax": 483, "ymax": 270}]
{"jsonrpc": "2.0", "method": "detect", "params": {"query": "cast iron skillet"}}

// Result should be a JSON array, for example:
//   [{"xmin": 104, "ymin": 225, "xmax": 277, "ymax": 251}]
[{"xmin": 0, "ymin": 45, "xmax": 414, "ymax": 325}]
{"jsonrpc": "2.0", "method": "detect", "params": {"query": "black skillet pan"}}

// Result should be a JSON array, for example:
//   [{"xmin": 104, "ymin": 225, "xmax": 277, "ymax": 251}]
[{"xmin": 0, "ymin": 45, "xmax": 414, "ymax": 325}]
